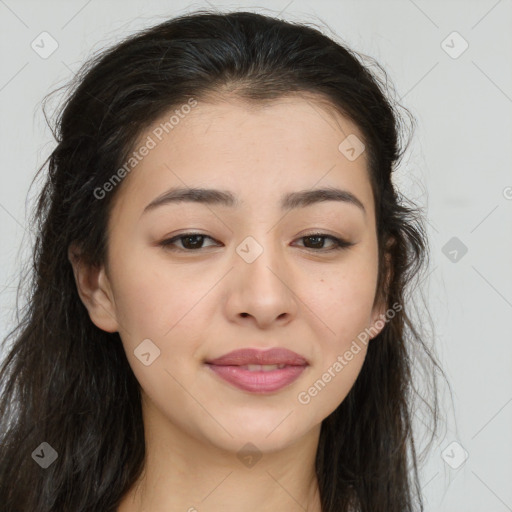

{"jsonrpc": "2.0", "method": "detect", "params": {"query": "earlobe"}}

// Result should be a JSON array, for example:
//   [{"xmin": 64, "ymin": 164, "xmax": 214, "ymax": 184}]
[{"xmin": 67, "ymin": 244, "xmax": 119, "ymax": 333}]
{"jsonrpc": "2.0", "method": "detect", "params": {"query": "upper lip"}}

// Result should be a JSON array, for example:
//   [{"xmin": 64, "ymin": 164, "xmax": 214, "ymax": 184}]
[{"xmin": 205, "ymin": 348, "xmax": 308, "ymax": 366}]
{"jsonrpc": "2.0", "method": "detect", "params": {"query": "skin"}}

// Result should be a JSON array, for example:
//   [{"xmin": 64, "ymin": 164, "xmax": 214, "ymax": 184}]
[{"xmin": 69, "ymin": 94, "xmax": 388, "ymax": 512}]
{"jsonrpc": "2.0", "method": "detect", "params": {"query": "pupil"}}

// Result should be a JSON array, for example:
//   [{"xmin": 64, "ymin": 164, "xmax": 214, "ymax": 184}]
[
  {"xmin": 184, "ymin": 235, "xmax": 203, "ymax": 249},
  {"xmin": 307, "ymin": 236, "xmax": 323, "ymax": 248}
]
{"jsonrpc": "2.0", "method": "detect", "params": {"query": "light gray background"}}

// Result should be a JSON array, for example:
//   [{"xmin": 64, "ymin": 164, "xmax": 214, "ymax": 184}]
[{"xmin": 1, "ymin": 1, "xmax": 511, "ymax": 511}]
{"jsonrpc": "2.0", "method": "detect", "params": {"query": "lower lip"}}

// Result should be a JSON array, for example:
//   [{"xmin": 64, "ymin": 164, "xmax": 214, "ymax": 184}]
[{"xmin": 205, "ymin": 364, "xmax": 307, "ymax": 393}]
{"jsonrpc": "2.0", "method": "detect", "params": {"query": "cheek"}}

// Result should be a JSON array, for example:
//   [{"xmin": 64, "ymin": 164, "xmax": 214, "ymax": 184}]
[
  {"xmin": 110, "ymin": 254, "xmax": 213, "ymax": 366},
  {"xmin": 315, "ymin": 262, "xmax": 378, "ymax": 340},
  {"xmin": 111, "ymin": 266, "xmax": 208, "ymax": 400},
  {"xmin": 298, "ymin": 272, "xmax": 373, "ymax": 416}
]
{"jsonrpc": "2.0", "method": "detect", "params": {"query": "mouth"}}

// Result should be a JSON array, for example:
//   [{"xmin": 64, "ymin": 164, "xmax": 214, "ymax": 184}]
[
  {"xmin": 204, "ymin": 348, "xmax": 309, "ymax": 393},
  {"xmin": 230, "ymin": 364, "xmax": 288, "ymax": 371}
]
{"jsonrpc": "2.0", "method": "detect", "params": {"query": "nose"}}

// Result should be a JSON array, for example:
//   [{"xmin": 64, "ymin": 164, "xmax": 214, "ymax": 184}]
[{"xmin": 225, "ymin": 236, "xmax": 299, "ymax": 328}]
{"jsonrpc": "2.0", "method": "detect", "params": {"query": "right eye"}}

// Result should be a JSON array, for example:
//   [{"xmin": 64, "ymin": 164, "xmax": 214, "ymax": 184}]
[{"xmin": 159, "ymin": 233, "xmax": 220, "ymax": 252}]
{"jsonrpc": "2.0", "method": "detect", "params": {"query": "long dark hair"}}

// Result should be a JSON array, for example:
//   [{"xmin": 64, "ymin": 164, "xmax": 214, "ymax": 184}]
[{"xmin": 0, "ymin": 10, "xmax": 445, "ymax": 511}]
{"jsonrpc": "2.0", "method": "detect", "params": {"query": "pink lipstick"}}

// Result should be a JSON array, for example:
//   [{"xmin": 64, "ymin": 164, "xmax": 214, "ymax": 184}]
[{"xmin": 205, "ymin": 348, "xmax": 308, "ymax": 393}]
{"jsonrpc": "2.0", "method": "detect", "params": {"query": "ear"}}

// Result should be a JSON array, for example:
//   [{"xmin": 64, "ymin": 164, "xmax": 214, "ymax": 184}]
[
  {"xmin": 368, "ymin": 240, "xmax": 394, "ymax": 340},
  {"xmin": 368, "ymin": 296, "xmax": 388, "ymax": 340},
  {"xmin": 68, "ymin": 243, "xmax": 119, "ymax": 333}
]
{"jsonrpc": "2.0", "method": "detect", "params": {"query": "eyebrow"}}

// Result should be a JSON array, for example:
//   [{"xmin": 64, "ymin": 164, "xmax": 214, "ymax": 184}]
[{"xmin": 142, "ymin": 186, "xmax": 366, "ymax": 216}]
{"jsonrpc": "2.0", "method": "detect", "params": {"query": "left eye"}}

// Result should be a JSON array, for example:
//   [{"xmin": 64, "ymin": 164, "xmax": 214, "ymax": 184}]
[
  {"xmin": 295, "ymin": 234, "xmax": 353, "ymax": 251},
  {"xmin": 159, "ymin": 232, "xmax": 353, "ymax": 252}
]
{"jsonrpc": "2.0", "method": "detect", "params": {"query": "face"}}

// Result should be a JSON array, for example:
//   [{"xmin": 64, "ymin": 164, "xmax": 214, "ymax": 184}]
[{"xmin": 78, "ymin": 95, "xmax": 387, "ymax": 454}]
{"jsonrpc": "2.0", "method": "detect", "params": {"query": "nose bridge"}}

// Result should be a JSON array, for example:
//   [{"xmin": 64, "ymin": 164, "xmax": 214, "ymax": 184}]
[
  {"xmin": 235, "ymin": 231, "xmax": 284, "ymax": 288},
  {"xmin": 230, "ymin": 228, "xmax": 297, "ymax": 321}
]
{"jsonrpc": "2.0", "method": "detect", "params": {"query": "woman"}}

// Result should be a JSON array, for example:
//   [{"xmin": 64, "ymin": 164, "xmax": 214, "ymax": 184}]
[{"xmin": 0, "ymin": 10, "xmax": 444, "ymax": 512}]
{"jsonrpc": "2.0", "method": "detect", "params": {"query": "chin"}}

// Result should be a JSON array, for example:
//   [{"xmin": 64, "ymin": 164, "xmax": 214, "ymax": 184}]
[
  {"xmin": 208, "ymin": 431, "xmax": 299, "ymax": 457},
  {"xmin": 204, "ymin": 415, "xmax": 310, "ymax": 454}
]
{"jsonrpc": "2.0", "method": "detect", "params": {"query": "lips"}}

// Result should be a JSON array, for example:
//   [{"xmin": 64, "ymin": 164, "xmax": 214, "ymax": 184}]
[
  {"xmin": 205, "ymin": 347, "xmax": 308, "ymax": 367},
  {"xmin": 204, "ymin": 348, "xmax": 308, "ymax": 393}
]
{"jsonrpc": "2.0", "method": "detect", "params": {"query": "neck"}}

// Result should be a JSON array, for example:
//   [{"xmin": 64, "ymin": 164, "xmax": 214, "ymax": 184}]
[{"xmin": 118, "ymin": 394, "xmax": 323, "ymax": 512}]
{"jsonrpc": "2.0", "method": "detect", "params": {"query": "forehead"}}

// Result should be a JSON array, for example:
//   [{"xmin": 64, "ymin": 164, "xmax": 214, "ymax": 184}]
[{"xmin": 110, "ymin": 95, "xmax": 375, "ymax": 222}]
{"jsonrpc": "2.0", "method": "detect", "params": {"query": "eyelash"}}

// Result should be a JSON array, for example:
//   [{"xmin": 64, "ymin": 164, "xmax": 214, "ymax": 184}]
[{"xmin": 159, "ymin": 232, "xmax": 354, "ymax": 253}]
